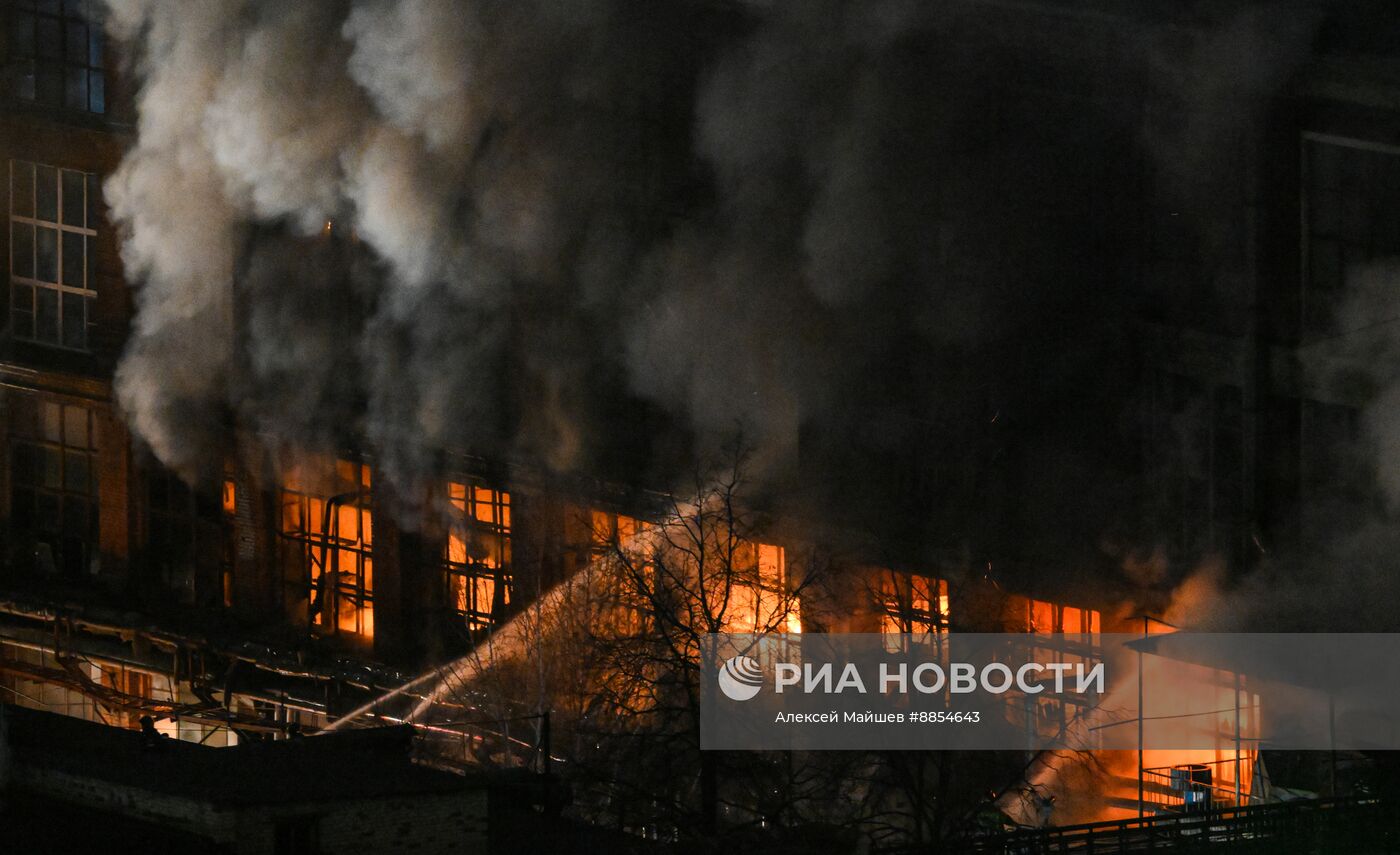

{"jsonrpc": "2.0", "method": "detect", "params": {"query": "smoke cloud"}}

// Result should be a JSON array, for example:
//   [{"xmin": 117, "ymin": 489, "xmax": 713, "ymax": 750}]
[{"xmin": 99, "ymin": 0, "xmax": 1394, "ymax": 621}]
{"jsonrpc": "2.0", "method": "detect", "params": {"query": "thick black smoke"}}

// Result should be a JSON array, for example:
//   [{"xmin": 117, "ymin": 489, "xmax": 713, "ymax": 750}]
[{"xmin": 100, "ymin": 0, "xmax": 1400, "ymax": 627}]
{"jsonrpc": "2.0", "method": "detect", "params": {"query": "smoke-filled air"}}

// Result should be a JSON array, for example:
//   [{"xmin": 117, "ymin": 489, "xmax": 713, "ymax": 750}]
[{"xmin": 97, "ymin": 0, "xmax": 1400, "ymax": 630}]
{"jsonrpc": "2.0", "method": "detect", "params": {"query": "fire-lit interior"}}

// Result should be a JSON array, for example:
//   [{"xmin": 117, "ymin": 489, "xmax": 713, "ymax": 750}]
[
  {"xmin": 444, "ymin": 481, "xmax": 512, "ymax": 632},
  {"xmin": 280, "ymin": 458, "xmax": 375, "ymax": 639}
]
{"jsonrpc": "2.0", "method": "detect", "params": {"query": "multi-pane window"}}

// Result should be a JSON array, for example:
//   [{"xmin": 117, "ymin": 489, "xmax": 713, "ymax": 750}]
[
  {"xmin": 6, "ymin": 0, "xmax": 106, "ymax": 113},
  {"xmin": 8, "ymin": 397, "xmax": 98, "ymax": 576},
  {"xmin": 725, "ymin": 542, "xmax": 800, "ymax": 634},
  {"xmin": 1019, "ymin": 597, "xmax": 1103, "ymax": 735},
  {"xmin": 563, "ymin": 508, "xmax": 652, "ymax": 635},
  {"xmin": 879, "ymin": 571, "xmax": 948, "ymax": 651},
  {"xmin": 146, "ymin": 468, "xmax": 223, "ymax": 606},
  {"xmin": 9, "ymin": 159, "xmax": 98, "ymax": 349},
  {"xmin": 1024, "ymin": 598, "xmax": 1101, "ymax": 639},
  {"xmin": 279, "ymin": 460, "xmax": 373, "ymax": 638},
  {"xmin": 444, "ymin": 480, "xmax": 511, "ymax": 632},
  {"xmin": 564, "ymin": 507, "xmax": 646, "ymax": 569}
]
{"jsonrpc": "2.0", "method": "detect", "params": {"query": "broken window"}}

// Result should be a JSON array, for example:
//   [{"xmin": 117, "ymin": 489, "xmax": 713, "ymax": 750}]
[
  {"xmin": 9, "ymin": 159, "xmax": 98, "ymax": 349},
  {"xmin": 444, "ymin": 480, "xmax": 511, "ymax": 632},
  {"xmin": 8, "ymin": 397, "xmax": 98, "ymax": 576},
  {"xmin": 879, "ymin": 571, "xmax": 948, "ymax": 651},
  {"xmin": 280, "ymin": 459, "xmax": 374, "ymax": 638},
  {"xmin": 98, "ymin": 663, "xmax": 151, "ymax": 728},
  {"xmin": 5, "ymin": 0, "xmax": 106, "ymax": 113}
]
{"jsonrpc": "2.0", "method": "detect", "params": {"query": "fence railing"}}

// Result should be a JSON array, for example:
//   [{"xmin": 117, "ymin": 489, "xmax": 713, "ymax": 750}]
[{"xmin": 952, "ymin": 796, "xmax": 1392, "ymax": 854}]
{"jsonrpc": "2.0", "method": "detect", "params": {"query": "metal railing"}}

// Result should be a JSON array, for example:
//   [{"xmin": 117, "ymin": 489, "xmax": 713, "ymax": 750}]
[{"xmin": 954, "ymin": 796, "xmax": 1393, "ymax": 854}]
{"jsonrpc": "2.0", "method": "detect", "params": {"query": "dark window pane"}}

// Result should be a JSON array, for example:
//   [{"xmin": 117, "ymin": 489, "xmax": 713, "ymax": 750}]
[
  {"xmin": 14, "ymin": 59, "xmax": 37, "ymax": 100},
  {"xmin": 12, "ymin": 443, "xmax": 36, "ymax": 484},
  {"xmin": 88, "ymin": 69, "xmax": 104, "ymax": 113},
  {"xmin": 88, "ymin": 27, "xmax": 103, "ymax": 67},
  {"xmin": 60, "ymin": 537, "xmax": 85, "ymax": 576},
  {"xmin": 35, "ymin": 60, "xmax": 62, "ymax": 105},
  {"xmin": 10, "ymin": 490, "xmax": 33, "ymax": 533},
  {"xmin": 35, "ymin": 165, "xmax": 57, "ymax": 221},
  {"xmin": 64, "ymin": 20, "xmax": 86, "ymax": 62},
  {"xmin": 61, "ymin": 230, "xmax": 83, "ymax": 286},
  {"xmin": 64, "ymin": 64, "xmax": 87, "ymax": 111},
  {"xmin": 63, "ymin": 450, "xmax": 89, "ymax": 492},
  {"xmin": 62, "ymin": 498, "xmax": 86, "ymax": 536},
  {"xmin": 10, "ymin": 13, "xmax": 35, "ymax": 58},
  {"xmin": 36, "ymin": 16, "xmax": 60, "ymax": 58},
  {"xmin": 12, "ymin": 282, "xmax": 33, "ymax": 310},
  {"xmin": 36, "ymin": 493, "xmax": 60, "ymax": 533},
  {"xmin": 61, "ymin": 169, "xmax": 84, "ymax": 226},
  {"xmin": 86, "ymin": 173, "xmax": 100, "ymax": 226},
  {"xmin": 12, "ymin": 310, "xmax": 35, "ymax": 339},
  {"xmin": 35, "ymin": 226, "xmax": 58, "ymax": 282},
  {"xmin": 61, "ymin": 293, "xmax": 86, "ymax": 348},
  {"xmin": 35, "ymin": 286, "xmax": 58, "ymax": 343},
  {"xmin": 12, "ymin": 221, "xmax": 35, "ymax": 278},
  {"xmin": 11, "ymin": 160, "xmax": 35, "ymax": 218},
  {"xmin": 39, "ymin": 446, "xmax": 60, "ymax": 488}
]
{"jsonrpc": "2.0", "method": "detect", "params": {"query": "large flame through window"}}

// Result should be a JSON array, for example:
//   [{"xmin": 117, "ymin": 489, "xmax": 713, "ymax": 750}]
[
  {"xmin": 280, "ymin": 459, "xmax": 374, "ymax": 639},
  {"xmin": 444, "ymin": 481, "xmax": 511, "ymax": 632}
]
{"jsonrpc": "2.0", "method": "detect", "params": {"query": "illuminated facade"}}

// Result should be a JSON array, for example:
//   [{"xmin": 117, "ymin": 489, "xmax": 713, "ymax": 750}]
[{"xmin": 0, "ymin": 1, "xmax": 1395, "ymax": 846}]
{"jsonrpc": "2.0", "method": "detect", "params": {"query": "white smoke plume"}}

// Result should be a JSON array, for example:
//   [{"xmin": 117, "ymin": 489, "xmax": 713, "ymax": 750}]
[
  {"xmin": 98, "ymin": 0, "xmax": 1365, "ymax": 594},
  {"xmin": 98, "ymin": 0, "xmax": 957, "ymax": 486}
]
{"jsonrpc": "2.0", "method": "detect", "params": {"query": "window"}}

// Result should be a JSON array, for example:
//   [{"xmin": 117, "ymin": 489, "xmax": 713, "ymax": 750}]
[
  {"xmin": 97, "ymin": 663, "xmax": 151, "ymax": 728},
  {"xmin": 146, "ymin": 468, "xmax": 224, "ymax": 606},
  {"xmin": 725, "ymin": 542, "xmax": 800, "ymax": 634},
  {"xmin": 1302, "ymin": 135, "xmax": 1400, "ymax": 333},
  {"xmin": 280, "ymin": 460, "xmax": 374, "ymax": 638},
  {"xmin": 9, "ymin": 159, "xmax": 98, "ymax": 349},
  {"xmin": 6, "ymin": 0, "xmax": 106, "ymax": 113},
  {"xmin": 444, "ymin": 480, "xmax": 511, "ymax": 632},
  {"xmin": 8, "ymin": 397, "xmax": 98, "ymax": 576},
  {"xmin": 879, "ymin": 571, "xmax": 948, "ymax": 651},
  {"xmin": 563, "ymin": 508, "xmax": 653, "ymax": 635},
  {"xmin": 221, "ymin": 477, "xmax": 236, "ymax": 606},
  {"xmin": 1025, "ymin": 598, "xmax": 1100, "ymax": 639}
]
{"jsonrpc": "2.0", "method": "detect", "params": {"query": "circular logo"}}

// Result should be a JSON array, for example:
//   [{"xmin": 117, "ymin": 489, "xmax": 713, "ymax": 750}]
[{"xmin": 717, "ymin": 655, "xmax": 763, "ymax": 701}]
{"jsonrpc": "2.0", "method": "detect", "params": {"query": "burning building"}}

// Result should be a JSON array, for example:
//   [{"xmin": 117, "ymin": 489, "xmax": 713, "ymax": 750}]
[{"xmin": 3, "ymin": 0, "xmax": 1400, "ymax": 851}]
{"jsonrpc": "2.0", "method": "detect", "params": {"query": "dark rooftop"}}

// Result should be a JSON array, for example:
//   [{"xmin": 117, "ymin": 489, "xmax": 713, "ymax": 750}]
[{"xmin": 2, "ymin": 702, "xmax": 475, "ymax": 807}]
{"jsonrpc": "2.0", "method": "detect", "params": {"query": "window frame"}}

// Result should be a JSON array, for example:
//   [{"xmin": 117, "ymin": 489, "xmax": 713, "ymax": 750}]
[
  {"xmin": 8, "ymin": 398, "xmax": 99, "ymax": 577},
  {"xmin": 443, "ymin": 479, "xmax": 512, "ymax": 633},
  {"xmin": 6, "ymin": 0, "xmax": 108, "ymax": 115},
  {"xmin": 9, "ymin": 158, "xmax": 98, "ymax": 350},
  {"xmin": 278, "ymin": 460, "xmax": 375, "ymax": 638}
]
